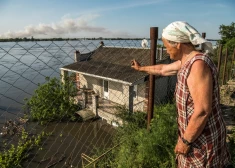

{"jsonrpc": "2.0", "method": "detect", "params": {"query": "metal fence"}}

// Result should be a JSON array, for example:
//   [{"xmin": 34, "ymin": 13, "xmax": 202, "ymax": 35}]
[
  {"xmin": 0, "ymin": 38, "xmax": 234, "ymax": 168},
  {"xmin": 0, "ymin": 39, "xmax": 171, "ymax": 168}
]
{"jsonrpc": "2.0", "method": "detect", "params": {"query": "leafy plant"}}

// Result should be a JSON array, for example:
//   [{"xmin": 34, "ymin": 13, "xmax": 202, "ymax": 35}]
[
  {"xmin": 0, "ymin": 129, "xmax": 50, "ymax": 168},
  {"xmin": 94, "ymin": 103, "xmax": 177, "ymax": 168},
  {"xmin": 24, "ymin": 77, "xmax": 81, "ymax": 125},
  {"xmin": 228, "ymin": 128, "xmax": 235, "ymax": 166},
  {"xmin": 218, "ymin": 22, "xmax": 235, "ymax": 45}
]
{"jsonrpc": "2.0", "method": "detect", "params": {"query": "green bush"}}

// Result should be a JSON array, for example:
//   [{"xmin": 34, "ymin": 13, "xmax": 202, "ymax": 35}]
[
  {"xmin": 228, "ymin": 128, "xmax": 235, "ymax": 166},
  {"xmin": 24, "ymin": 77, "xmax": 81, "ymax": 124},
  {"xmin": 94, "ymin": 103, "xmax": 177, "ymax": 168},
  {"xmin": 0, "ymin": 130, "xmax": 50, "ymax": 168}
]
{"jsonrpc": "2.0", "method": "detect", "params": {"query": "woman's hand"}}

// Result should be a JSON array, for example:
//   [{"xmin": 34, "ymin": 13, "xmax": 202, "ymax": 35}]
[
  {"xmin": 131, "ymin": 59, "xmax": 141, "ymax": 71},
  {"xmin": 174, "ymin": 137, "xmax": 191, "ymax": 155}
]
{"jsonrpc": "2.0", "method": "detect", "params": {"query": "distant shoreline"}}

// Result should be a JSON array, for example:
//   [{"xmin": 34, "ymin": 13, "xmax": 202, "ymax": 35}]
[{"xmin": 0, "ymin": 37, "xmax": 219, "ymax": 42}]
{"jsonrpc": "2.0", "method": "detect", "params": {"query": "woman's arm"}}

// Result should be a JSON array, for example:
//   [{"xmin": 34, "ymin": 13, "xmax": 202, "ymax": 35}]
[
  {"xmin": 183, "ymin": 60, "xmax": 213, "ymax": 142},
  {"xmin": 131, "ymin": 59, "xmax": 181, "ymax": 76}
]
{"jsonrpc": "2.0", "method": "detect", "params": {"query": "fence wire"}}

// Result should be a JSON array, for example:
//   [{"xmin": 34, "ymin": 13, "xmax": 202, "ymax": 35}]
[{"xmin": 0, "ymin": 39, "xmax": 233, "ymax": 168}]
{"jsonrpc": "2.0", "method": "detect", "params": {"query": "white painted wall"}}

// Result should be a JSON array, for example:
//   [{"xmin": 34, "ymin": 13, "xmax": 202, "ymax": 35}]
[{"xmin": 79, "ymin": 74, "xmax": 146, "ymax": 111}]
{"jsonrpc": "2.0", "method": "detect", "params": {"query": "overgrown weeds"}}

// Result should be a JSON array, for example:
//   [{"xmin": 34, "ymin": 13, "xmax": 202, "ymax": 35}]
[
  {"xmin": 92, "ymin": 103, "xmax": 178, "ymax": 168},
  {"xmin": 0, "ymin": 129, "xmax": 51, "ymax": 168}
]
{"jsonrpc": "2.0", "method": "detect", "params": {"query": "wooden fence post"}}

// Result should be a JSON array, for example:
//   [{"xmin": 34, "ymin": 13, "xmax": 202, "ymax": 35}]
[
  {"xmin": 222, "ymin": 48, "xmax": 228, "ymax": 85},
  {"xmin": 217, "ymin": 44, "xmax": 223, "ymax": 81}
]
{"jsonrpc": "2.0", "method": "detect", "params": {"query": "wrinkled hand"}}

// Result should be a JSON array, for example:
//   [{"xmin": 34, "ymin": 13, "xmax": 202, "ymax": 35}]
[
  {"xmin": 131, "ymin": 59, "xmax": 141, "ymax": 71},
  {"xmin": 174, "ymin": 137, "xmax": 191, "ymax": 155}
]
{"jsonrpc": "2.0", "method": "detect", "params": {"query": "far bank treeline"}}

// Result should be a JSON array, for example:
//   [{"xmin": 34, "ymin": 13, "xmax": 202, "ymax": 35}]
[
  {"xmin": 0, "ymin": 36, "xmax": 219, "ymax": 42},
  {"xmin": 0, "ymin": 22, "xmax": 234, "ymax": 43},
  {"xmin": 0, "ymin": 37, "xmax": 150, "ymax": 42}
]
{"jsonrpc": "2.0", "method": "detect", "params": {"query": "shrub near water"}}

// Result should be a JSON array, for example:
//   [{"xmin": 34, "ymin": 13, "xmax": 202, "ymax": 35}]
[
  {"xmin": 96, "ymin": 104, "xmax": 177, "ymax": 168},
  {"xmin": 24, "ymin": 77, "xmax": 81, "ymax": 124},
  {"xmin": 0, "ymin": 130, "xmax": 50, "ymax": 168},
  {"xmin": 228, "ymin": 128, "xmax": 235, "ymax": 166}
]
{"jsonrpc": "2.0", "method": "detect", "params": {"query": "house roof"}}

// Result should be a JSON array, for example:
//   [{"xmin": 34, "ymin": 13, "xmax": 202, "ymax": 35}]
[{"xmin": 61, "ymin": 44, "xmax": 168, "ymax": 85}]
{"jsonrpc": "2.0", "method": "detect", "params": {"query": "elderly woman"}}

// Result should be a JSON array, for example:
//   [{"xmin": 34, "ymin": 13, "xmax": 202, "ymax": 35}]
[{"xmin": 131, "ymin": 21, "xmax": 231, "ymax": 167}]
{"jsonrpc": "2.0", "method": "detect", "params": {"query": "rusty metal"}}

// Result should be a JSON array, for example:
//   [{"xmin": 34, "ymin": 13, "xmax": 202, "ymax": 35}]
[
  {"xmin": 222, "ymin": 48, "xmax": 228, "ymax": 85},
  {"xmin": 147, "ymin": 27, "xmax": 158, "ymax": 130}
]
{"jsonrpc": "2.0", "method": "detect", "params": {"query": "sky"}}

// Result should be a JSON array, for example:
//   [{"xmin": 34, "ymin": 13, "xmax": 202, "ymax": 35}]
[{"xmin": 0, "ymin": 0, "xmax": 234, "ymax": 39}]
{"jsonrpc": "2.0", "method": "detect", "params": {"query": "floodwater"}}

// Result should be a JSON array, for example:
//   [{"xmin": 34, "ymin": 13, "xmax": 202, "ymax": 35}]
[
  {"xmin": 23, "ymin": 119, "xmax": 115, "ymax": 168},
  {"xmin": 0, "ymin": 40, "xmax": 144, "ymax": 125},
  {"xmin": 0, "ymin": 40, "xmax": 122, "ymax": 168}
]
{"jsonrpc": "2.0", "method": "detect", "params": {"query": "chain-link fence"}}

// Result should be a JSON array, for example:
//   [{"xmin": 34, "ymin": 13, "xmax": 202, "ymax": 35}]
[
  {"xmin": 0, "ymin": 39, "xmax": 172, "ymax": 168},
  {"xmin": 0, "ymin": 39, "xmax": 233, "ymax": 167}
]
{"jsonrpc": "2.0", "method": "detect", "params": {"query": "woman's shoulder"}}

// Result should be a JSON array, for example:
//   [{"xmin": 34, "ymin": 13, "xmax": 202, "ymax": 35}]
[
  {"xmin": 189, "ymin": 52, "xmax": 217, "ymax": 74},
  {"xmin": 191, "ymin": 52, "xmax": 215, "ymax": 65}
]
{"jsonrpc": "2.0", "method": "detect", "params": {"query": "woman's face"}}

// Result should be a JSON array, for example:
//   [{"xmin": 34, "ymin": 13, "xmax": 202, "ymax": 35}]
[{"xmin": 162, "ymin": 38, "xmax": 181, "ymax": 60}]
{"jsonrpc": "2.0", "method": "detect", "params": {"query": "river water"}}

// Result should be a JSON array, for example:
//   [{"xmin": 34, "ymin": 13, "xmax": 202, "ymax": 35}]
[
  {"xmin": 0, "ymin": 39, "xmax": 217, "ymax": 123},
  {"xmin": 0, "ymin": 39, "xmax": 143, "ymax": 167},
  {"xmin": 0, "ymin": 40, "xmax": 145, "ymax": 124}
]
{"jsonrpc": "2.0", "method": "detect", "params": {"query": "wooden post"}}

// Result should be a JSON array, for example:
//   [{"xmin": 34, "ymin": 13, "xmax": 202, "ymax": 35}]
[
  {"xmin": 222, "ymin": 48, "xmax": 228, "ymax": 85},
  {"xmin": 217, "ymin": 44, "xmax": 223, "ymax": 80},
  {"xmin": 231, "ymin": 48, "xmax": 235, "ymax": 79}
]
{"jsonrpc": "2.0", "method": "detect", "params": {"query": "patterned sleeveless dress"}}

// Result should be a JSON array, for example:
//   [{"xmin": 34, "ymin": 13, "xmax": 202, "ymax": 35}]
[{"xmin": 175, "ymin": 54, "xmax": 231, "ymax": 167}]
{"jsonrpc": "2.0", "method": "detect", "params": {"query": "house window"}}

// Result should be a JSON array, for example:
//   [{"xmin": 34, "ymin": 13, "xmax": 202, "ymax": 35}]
[
  {"xmin": 104, "ymin": 80, "xmax": 108, "ymax": 92},
  {"xmin": 103, "ymin": 80, "xmax": 109, "ymax": 99}
]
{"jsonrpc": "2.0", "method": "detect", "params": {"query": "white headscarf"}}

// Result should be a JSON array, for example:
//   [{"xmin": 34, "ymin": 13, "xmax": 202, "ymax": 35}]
[{"xmin": 162, "ymin": 21, "xmax": 213, "ymax": 53}]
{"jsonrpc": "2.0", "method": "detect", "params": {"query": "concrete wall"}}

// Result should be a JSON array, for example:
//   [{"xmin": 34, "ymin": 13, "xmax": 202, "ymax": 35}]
[
  {"xmin": 109, "ymin": 81, "xmax": 128, "ymax": 106},
  {"xmin": 79, "ymin": 74, "xmax": 103, "ymax": 96},
  {"xmin": 78, "ymin": 74, "xmax": 147, "ymax": 111},
  {"xmin": 133, "ymin": 83, "xmax": 146, "ymax": 112}
]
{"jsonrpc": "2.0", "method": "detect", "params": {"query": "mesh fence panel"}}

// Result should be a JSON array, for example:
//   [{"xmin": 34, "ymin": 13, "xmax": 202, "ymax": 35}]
[{"xmin": 0, "ymin": 39, "xmax": 199, "ymax": 167}]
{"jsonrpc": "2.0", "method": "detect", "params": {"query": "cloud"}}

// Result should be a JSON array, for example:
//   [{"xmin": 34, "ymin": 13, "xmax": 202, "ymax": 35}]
[{"xmin": 0, "ymin": 14, "xmax": 132, "ymax": 38}]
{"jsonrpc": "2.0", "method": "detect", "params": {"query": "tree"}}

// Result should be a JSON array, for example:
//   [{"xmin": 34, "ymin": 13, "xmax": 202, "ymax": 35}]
[
  {"xmin": 24, "ymin": 77, "xmax": 81, "ymax": 124},
  {"xmin": 218, "ymin": 22, "xmax": 235, "ymax": 44}
]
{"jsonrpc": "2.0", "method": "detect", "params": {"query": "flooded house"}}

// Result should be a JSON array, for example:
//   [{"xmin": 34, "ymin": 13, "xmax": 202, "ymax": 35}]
[{"xmin": 60, "ymin": 42, "xmax": 176, "ymax": 125}]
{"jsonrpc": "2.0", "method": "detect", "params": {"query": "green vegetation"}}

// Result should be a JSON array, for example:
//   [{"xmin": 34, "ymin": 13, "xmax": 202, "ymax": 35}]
[
  {"xmin": 91, "ymin": 104, "xmax": 235, "ymax": 168},
  {"xmin": 0, "ymin": 129, "xmax": 51, "ymax": 168},
  {"xmin": 92, "ymin": 104, "xmax": 178, "ymax": 168},
  {"xmin": 218, "ymin": 22, "xmax": 235, "ymax": 45},
  {"xmin": 210, "ymin": 22, "xmax": 235, "ymax": 83},
  {"xmin": 228, "ymin": 128, "xmax": 235, "ymax": 166},
  {"xmin": 217, "ymin": 22, "xmax": 235, "ymax": 57},
  {"xmin": 24, "ymin": 77, "xmax": 81, "ymax": 125}
]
